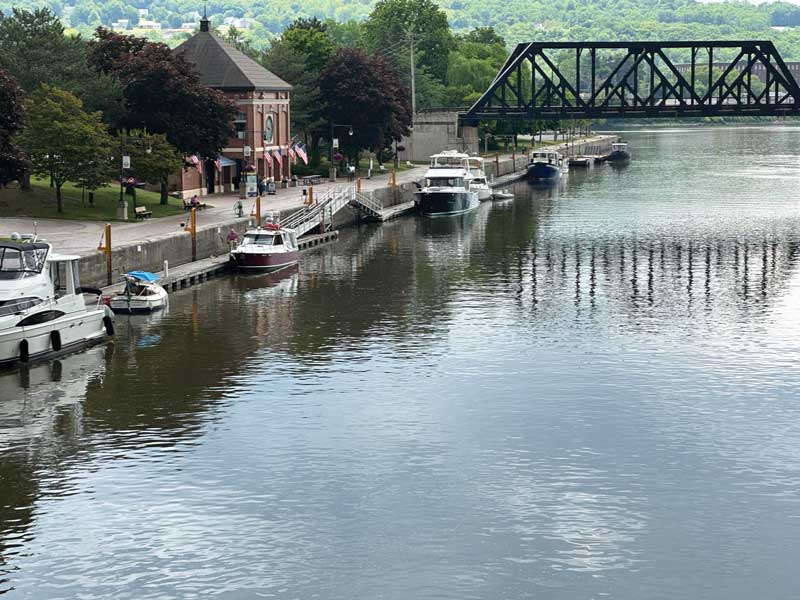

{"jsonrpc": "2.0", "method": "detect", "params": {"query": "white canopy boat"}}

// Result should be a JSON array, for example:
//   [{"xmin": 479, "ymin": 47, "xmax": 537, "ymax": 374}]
[{"xmin": 109, "ymin": 271, "xmax": 168, "ymax": 314}]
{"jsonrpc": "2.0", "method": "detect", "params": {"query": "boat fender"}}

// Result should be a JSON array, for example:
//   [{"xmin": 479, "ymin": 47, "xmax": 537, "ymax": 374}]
[
  {"xmin": 50, "ymin": 330, "xmax": 62, "ymax": 352},
  {"xmin": 103, "ymin": 316, "xmax": 115, "ymax": 336},
  {"xmin": 19, "ymin": 340, "xmax": 29, "ymax": 363}
]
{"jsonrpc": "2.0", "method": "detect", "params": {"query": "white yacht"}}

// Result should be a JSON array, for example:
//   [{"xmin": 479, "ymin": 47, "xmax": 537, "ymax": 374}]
[
  {"xmin": 0, "ymin": 237, "xmax": 114, "ymax": 366},
  {"xmin": 467, "ymin": 155, "xmax": 492, "ymax": 201}
]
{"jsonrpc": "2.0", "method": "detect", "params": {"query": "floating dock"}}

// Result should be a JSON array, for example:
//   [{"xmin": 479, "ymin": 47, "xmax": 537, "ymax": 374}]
[{"xmin": 100, "ymin": 231, "xmax": 340, "ymax": 295}]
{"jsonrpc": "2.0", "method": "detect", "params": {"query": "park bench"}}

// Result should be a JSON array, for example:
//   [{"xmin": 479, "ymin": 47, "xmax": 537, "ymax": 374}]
[
  {"xmin": 182, "ymin": 199, "xmax": 207, "ymax": 211},
  {"xmin": 134, "ymin": 206, "xmax": 152, "ymax": 219}
]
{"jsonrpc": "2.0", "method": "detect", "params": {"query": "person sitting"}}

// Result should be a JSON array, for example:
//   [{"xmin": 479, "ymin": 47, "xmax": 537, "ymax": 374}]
[
  {"xmin": 226, "ymin": 228, "xmax": 239, "ymax": 251},
  {"xmin": 190, "ymin": 194, "xmax": 200, "ymax": 208}
]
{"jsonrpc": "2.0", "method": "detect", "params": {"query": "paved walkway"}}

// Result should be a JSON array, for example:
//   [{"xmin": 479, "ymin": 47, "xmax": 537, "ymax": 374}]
[
  {"xmin": 0, "ymin": 167, "xmax": 424, "ymax": 255},
  {"xmin": 0, "ymin": 138, "xmax": 603, "ymax": 255}
]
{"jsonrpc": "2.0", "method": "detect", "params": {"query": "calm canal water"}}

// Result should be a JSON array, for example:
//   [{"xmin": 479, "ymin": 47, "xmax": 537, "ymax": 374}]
[{"xmin": 2, "ymin": 127, "xmax": 800, "ymax": 599}]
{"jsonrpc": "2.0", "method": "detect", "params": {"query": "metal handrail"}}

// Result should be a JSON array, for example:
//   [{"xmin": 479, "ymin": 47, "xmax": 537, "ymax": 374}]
[{"xmin": 352, "ymin": 191, "xmax": 383, "ymax": 214}]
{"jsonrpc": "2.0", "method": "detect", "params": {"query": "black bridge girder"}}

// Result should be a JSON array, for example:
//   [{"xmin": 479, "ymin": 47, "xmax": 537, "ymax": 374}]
[{"xmin": 460, "ymin": 41, "xmax": 800, "ymax": 123}]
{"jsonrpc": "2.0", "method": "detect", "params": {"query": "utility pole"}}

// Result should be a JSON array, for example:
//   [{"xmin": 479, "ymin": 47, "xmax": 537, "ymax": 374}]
[
  {"xmin": 409, "ymin": 36, "xmax": 416, "ymax": 116},
  {"xmin": 409, "ymin": 34, "xmax": 416, "ymax": 163}
]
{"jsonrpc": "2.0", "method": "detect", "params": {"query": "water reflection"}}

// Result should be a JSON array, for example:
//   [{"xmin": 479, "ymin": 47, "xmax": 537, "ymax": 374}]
[{"xmin": 2, "ymin": 127, "xmax": 800, "ymax": 599}]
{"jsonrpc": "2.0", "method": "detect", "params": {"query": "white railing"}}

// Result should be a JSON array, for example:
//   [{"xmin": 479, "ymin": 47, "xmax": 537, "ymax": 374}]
[
  {"xmin": 284, "ymin": 186, "xmax": 356, "ymax": 238},
  {"xmin": 352, "ymin": 191, "xmax": 383, "ymax": 215}
]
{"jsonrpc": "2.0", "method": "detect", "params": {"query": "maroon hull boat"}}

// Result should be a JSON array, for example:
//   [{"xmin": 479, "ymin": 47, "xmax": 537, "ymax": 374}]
[{"xmin": 230, "ymin": 221, "xmax": 300, "ymax": 272}]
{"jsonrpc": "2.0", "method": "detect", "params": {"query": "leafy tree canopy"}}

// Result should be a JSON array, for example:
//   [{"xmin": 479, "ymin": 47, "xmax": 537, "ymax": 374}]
[
  {"xmin": 365, "ymin": 0, "xmax": 454, "ymax": 83},
  {"xmin": 88, "ymin": 28, "xmax": 236, "ymax": 158},
  {"xmin": 319, "ymin": 47, "xmax": 412, "ymax": 158},
  {"xmin": 17, "ymin": 85, "xmax": 115, "ymax": 212},
  {"xmin": 0, "ymin": 67, "xmax": 25, "ymax": 186},
  {"xmin": 0, "ymin": 7, "xmax": 126, "ymax": 127}
]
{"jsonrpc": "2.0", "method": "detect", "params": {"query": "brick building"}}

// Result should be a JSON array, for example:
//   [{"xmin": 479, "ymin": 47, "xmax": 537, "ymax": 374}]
[{"xmin": 170, "ymin": 16, "xmax": 292, "ymax": 198}]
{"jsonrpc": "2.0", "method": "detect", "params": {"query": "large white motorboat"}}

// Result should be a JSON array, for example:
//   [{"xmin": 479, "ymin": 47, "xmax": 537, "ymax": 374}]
[
  {"xmin": 415, "ymin": 151, "xmax": 480, "ymax": 217},
  {"xmin": 109, "ymin": 271, "xmax": 168, "ymax": 314},
  {"xmin": 467, "ymin": 155, "xmax": 492, "ymax": 201},
  {"xmin": 0, "ymin": 237, "xmax": 114, "ymax": 367}
]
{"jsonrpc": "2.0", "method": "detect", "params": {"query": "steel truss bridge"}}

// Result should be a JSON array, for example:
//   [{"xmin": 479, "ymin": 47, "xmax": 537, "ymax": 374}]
[{"xmin": 461, "ymin": 41, "xmax": 800, "ymax": 123}]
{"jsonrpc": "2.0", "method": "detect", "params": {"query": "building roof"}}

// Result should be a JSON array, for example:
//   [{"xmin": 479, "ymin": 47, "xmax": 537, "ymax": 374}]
[{"xmin": 174, "ymin": 21, "xmax": 291, "ymax": 92}]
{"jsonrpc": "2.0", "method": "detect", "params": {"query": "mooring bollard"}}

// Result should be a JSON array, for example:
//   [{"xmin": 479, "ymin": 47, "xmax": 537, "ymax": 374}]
[
  {"xmin": 97, "ymin": 223, "xmax": 113, "ymax": 286},
  {"xmin": 190, "ymin": 207, "xmax": 197, "ymax": 262},
  {"xmin": 164, "ymin": 260, "xmax": 169, "ymax": 278}
]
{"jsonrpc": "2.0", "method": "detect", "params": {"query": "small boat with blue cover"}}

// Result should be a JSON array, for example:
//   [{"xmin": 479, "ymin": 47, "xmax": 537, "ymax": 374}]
[{"xmin": 109, "ymin": 271, "xmax": 168, "ymax": 314}]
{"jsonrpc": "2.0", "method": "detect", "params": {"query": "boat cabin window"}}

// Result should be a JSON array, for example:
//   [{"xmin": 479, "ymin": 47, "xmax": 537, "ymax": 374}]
[
  {"xmin": 427, "ymin": 177, "xmax": 464, "ymax": 188},
  {"xmin": 0, "ymin": 297, "xmax": 42, "ymax": 317},
  {"xmin": 0, "ymin": 246, "xmax": 47, "ymax": 279},
  {"xmin": 47, "ymin": 260, "xmax": 79, "ymax": 297},
  {"xmin": 16, "ymin": 310, "xmax": 65, "ymax": 327},
  {"xmin": 431, "ymin": 156, "xmax": 467, "ymax": 168},
  {"xmin": 612, "ymin": 143, "xmax": 627, "ymax": 150}
]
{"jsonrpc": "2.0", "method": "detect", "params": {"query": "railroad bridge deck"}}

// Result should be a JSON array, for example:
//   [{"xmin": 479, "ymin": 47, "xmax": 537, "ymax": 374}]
[{"xmin": 461, "ymin": 41, "xmax": 800, "ymax": 123}]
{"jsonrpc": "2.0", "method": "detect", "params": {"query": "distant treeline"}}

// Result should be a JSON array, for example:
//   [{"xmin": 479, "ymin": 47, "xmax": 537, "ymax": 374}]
[{"xmin": 4, "ymin": 1, "xmax": 800, "ymax": 58}]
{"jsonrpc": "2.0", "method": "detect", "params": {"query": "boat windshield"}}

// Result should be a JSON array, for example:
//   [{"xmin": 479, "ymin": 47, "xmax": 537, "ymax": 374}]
[
  {"xmin": 612, "ymin": 143, "xmax": 627, "ymax": 150},
  {"xmin": 427, "ymin": 177, "xmax": 464, "ymax": 188},
  {"xmin": 242, "ymin": 234, "xmax": 281, "ymax": 246},
  {"xmin": 0, "ymin": 246, "xmax": 48, "ymax": 280},
  {"xmin": 0, "ymin": 296, "xmax": 43, "ymax": 317},
  {"xmin": 431, "ymin": 156, "xmax": 466, "ymax": 168}
]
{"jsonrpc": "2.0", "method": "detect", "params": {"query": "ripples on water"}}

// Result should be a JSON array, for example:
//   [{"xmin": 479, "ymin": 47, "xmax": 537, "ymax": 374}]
[{"xmin": 2, "ymin": 127, "xmax": 800, "ymax": 599}]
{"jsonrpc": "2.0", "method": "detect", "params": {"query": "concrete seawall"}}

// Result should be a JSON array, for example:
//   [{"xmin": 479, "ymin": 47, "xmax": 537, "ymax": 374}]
[
  {"xmin": 78, "ymin": 135, "xmax": 618, "ymax": 288},
  {"xmin": 78, "ymin": 187, "xmax": 415, "ymax": 288}
]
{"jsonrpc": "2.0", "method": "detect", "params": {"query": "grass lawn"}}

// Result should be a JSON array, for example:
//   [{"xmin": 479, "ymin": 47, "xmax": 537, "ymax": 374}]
[{"xmin": 0, "ymin": 178, "xmax": 186, "ymax": 221}]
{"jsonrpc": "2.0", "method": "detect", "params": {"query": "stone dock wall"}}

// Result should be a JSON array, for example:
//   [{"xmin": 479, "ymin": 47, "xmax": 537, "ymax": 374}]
[{"xmin": 78, "ymin": 135, "xmax": 618, "ymax": 288}]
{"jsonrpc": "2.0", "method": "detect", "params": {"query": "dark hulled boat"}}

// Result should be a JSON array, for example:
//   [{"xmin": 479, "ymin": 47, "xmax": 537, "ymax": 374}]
[
  {"xmin": 415, "ymin": 168, "xmax": 479, "ymax": 217},
  {"xmin": 601, "ymin": 142, "xmax": 631, "ymax": 162},
  {"xmin": 527, "ymin": 150, "xmax": 567, "ymax": 181}
]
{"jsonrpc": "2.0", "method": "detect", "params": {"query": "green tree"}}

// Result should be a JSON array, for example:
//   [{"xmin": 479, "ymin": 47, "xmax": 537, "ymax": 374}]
[
  {"xmin": 0, "ymin": 8, "xmax": 127, "ymax": 129},
  {"xmin": 261, "ymin": 18, "xmax": 337, "ymax": 166},
  {"xmin": 0, "ymin": 68, "xmax": 26, "ymax": 186},
  {"xmin": 18, "ymin": 85, "xmax": 114, "ymax": 213},
  {"xmin": 119, "ymin": 130, "xmax": 182, "ymax": 205},
  {"xmin": 365, "ymin": 0, "xmax": 454, "ymax": 84}
]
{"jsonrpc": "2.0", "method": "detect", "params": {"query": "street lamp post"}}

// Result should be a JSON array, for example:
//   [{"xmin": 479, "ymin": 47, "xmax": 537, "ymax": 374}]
[
  {"xmin": 117, "ymin": 134, "xmax": 152, "ymax": 218},
  {"xmin": 330, "ymin": 122, "xmax": 354, "ymax": 163}
]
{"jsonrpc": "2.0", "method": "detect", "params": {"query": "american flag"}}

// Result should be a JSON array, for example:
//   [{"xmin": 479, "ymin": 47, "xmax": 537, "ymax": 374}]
[
  {"xmin": 295, "ymin": 142, "xmax": 308, "ymax": 165},
  {"xmin": 273, "ymin": 149, "xmax": 282, "ymax": 168},
  {"xmin": 214, "ymin": 157, "xmax": 222, "ymax": 172},
  {"xmin": 288, "ymin": 144, "xmax": 297, "ymax": 162},
  {"xmin": 263, "ymin": 149, "xmax": 272, "ymax": 167}
]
